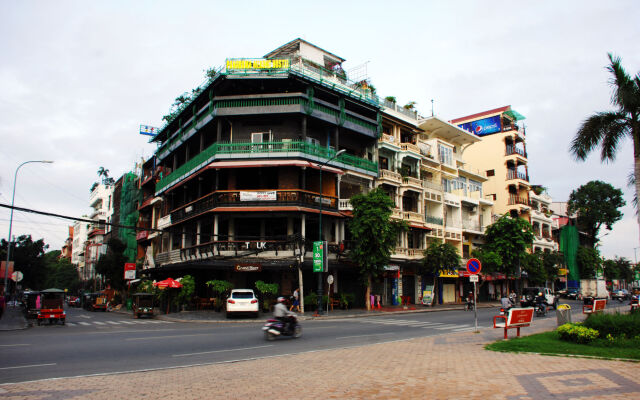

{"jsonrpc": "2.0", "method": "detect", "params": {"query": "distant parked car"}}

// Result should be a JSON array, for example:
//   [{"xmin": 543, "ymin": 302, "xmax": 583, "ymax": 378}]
[
  {"xmin": 226, "ymin": 289, "xmax": 259, "ymax": 318},
  {"xmin": 611, "ymin": 289, "xmax": 630, "ymax": 302},
  {"xmin": 67, "ymin": 296, "xmax": 80, "ymax": 307}
]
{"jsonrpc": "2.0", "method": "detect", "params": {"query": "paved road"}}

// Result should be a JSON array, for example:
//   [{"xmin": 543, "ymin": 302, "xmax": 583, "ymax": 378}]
[{"xmin": 0, "ymin": 299, "xmax": 614, "ymax": 384}]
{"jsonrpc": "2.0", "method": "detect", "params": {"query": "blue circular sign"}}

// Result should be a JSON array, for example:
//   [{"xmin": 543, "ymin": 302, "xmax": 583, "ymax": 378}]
[{"xmin": 466, "ymin": 258, "xmax": 482, "ymax": 274}]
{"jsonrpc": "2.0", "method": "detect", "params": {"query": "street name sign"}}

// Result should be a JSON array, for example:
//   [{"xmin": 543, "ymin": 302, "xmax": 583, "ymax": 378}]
[{"xmin": 469, "ymin": 275, "xmax": 479, "ymax": 283}]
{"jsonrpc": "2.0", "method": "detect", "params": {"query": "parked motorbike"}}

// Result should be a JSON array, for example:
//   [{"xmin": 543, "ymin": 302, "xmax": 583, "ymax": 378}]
[{"xmin": 262, "ymin": 315, "xmax": 302, "ymax": 340}]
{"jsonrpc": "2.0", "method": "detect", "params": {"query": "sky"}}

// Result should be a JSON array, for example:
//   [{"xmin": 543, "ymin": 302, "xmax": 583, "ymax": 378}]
[{"xmin": 1, "ymin": 1, "xmax": 639, "ymax": 263}]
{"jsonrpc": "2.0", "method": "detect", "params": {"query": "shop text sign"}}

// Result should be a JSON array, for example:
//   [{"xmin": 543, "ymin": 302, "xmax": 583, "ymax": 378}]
[
  {"xmin": 124, "ymin": 263, "xmax": 136, "ymax": 280},
  {"xmin": 226, "ymin": 59, "xmax": 290, "ymax": 71},
  {"xmin": 240, "ymin": 191, "xmax": 276, "ymax": 201},
  {"xmin": 234, "ymin": 263, "xmax": 262, "ymax": 272}
]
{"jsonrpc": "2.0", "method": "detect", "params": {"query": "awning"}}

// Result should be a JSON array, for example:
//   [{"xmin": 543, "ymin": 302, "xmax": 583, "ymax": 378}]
[
  {"xmin": 504, "ymin": 109, "xmax": 526, "ymax": 121},
  {"xmin": 409, "ymin": 224, "xmax": 432, "ymax": 231}
]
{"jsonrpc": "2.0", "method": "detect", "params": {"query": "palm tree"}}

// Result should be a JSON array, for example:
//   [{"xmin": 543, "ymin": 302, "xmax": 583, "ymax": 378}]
[{"xmin": 570, "ymin": 53, "xmax": 640, "ymax": 243}]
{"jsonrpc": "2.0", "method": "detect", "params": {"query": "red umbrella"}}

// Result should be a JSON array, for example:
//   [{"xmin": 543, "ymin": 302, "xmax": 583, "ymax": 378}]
[{"xmin": 153, "ymin": 278, "xmax": 182, "ymax": 289}]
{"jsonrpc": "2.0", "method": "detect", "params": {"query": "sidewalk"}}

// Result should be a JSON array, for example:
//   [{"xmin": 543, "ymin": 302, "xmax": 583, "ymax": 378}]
[{"xmin": 1, "ymin": 306, "xmax": 638, "ymax": 399}]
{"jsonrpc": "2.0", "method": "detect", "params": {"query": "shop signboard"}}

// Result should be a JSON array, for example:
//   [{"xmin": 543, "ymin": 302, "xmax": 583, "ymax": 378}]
[
  {"xmin": 240, "ymin": 191, "xmax": 277, "ymax": 201},
  {"xmin": 124, "ymin": 263, "xmax": 136, "ymax": 280},
  {"xmin": 458, "ymin": 115, "xmax": 501, "ymax": 137},
  {"xmin": 234, "ymin": 263, "xmax": 262, "ymax": 272},
  {"xmin": 226, "ymin": 58, "xmax": 290, "ymax": 71}
]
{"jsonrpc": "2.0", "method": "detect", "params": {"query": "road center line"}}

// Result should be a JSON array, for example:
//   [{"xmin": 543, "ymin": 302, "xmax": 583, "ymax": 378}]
[
  {"xmin": 126, "ymin": 333, "xmax": 215, "ymax": 341},
  {"xmin": 173, "ymin": 345, "xmax": 274, "ymax": 357},
  {"xmin": 0, "ymin": 363, "xmax": 56, "ymax": 371},
  {"xmin": 336, "ymin": 333, "xmax": 394, "ymax": 339}
]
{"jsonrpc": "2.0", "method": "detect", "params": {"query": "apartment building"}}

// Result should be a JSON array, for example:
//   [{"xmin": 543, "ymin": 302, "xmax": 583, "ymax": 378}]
[
  {"xmin": 147, "ymin": 38, "xmax": 379, "ymax": 299},
  {"xmin": 451, "ymin": 106, "xmax": 530, "ymax": 219},
  {"xmin": 83, "ymin": 183, "xmax": 113, "ymax": 285},
  {"xmin": 374, "ymin": 104, "xmax": 493, "ymax": 305},
  {"xmin": 529, "ymin": 188, "xmax": 559, "ymax": 253}
]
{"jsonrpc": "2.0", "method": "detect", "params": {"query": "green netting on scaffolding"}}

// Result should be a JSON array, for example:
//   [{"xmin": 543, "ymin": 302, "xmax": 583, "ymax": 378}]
[
  {"xmin": 559, "ymin": 225, "xmax": 579, "ymax": 282},
  {"xmin": 119, "ymin": 172, "xmax": 140, "ymax": 262}
]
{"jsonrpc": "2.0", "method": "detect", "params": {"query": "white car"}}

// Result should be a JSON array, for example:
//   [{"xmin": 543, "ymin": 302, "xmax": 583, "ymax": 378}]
[{"xmin": 226, "ymin": 289, "xmax": 259, "ymax": 318}]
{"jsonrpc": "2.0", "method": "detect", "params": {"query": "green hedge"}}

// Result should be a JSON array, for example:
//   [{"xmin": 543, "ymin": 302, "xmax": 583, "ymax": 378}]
[
  {"xmin": 557, "ymin": 323, "xmax": 599, "ymax": 344},
  {"xmin": 583, "ymin": 311, "xmax": 640, "ymax": 339}
]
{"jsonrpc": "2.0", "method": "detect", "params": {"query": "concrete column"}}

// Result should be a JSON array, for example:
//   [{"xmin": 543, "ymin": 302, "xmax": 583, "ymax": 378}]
[
  {"xmin": 181, "ymin": 225, "xmax": 186, "ymax": 248},
  {"xmin": 334, "ymin": 220, "xmax": 339, "ymax": 243},
  {"xmin": 301, "ymin": 116, "xmax": 307, "ymax": 142},
  {"xmin": 229, "ymin": 218, "xmax": 235, "ymax": 241},
  {"xmin": 196, "ymin": 221, "xmax": 201, "ymax": 245},
  {"xmin": 200, "ymin": 133, "xmax": 204, "ymax": 152},
  {"xmin": 287, "ymin": 217, "xmax": 294, "ymax": 236},
  {"xmin": 301, "ymin": 214, "xmax": 306, "ymax": 239},
  {"xmin": 213, "ymin": 215, "xmax": 219, "ymax": 241}
]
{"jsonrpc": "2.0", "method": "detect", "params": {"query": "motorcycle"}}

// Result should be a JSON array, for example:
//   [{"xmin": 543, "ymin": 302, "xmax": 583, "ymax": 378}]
[
  {"xmin": 534, "ymin": 302, "xmax": 547, "ymax": 317},
  {"xmin": 262, "ymin": 315, "xmax": 302, "ymax": 340}
]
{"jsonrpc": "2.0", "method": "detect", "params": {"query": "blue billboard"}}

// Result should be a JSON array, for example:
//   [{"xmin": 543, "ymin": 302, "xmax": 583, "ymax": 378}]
[{"xmin": 458, "ymin": 115, "xmax": 502, "ymax": 137}]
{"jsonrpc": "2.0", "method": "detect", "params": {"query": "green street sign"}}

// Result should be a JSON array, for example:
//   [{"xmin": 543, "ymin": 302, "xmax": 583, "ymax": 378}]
[{"xmin": 313, "ymin": 241, "xmax": 325, "ymax": 272}]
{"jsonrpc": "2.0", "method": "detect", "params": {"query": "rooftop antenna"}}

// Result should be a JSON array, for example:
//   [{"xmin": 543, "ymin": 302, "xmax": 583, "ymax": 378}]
[{"xmin": 431, "ymin": 99, "xmax": 434, "ymax": 116}]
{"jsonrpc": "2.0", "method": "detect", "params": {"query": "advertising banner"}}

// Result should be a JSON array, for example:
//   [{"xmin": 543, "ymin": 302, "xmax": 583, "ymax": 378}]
[
  {"xmin": 240, "ymin": 191, "xmax": 277, "ymax": 201},
  {"xmin": 458, "ymin": 115, "xmax": 502, "ymax": 137},
  {"xmin": 139, "ymin": 125, "xmax": 160, "ymax": 136},
  {"xmin": 124, "ymin": 263, "xmax": 136, "ymax": 280}
]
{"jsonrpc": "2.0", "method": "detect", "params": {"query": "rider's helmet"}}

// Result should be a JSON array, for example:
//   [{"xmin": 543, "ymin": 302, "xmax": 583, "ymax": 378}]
[
  {"xmin": 538, "ymin": 292, "xmax": 543, "ymax": 296},
  {"xmin": 277, "ymin": 296, "xmax": 286, "ymax": 303}
]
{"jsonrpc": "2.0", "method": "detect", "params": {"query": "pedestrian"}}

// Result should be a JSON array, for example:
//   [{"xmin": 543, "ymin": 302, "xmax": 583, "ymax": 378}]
[{"xmin": 290, "ymin": 287, "xmax": 300, "ymax": 313}]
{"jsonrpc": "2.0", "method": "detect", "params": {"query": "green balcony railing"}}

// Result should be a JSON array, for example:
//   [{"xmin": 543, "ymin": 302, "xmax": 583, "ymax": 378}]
[{"xmin": 155, "ymin": 140, "xmax": 378, "ymax": 193}]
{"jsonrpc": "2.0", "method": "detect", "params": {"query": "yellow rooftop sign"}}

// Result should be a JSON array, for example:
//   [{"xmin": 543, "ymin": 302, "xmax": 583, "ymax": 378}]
[{"xmin": 226, "ymin": 58, "xmax": 290, "ymax": 71}]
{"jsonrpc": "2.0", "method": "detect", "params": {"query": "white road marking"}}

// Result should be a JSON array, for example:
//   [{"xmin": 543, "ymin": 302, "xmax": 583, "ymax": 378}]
[
  {"xmin": 0, "ymin": 344, "xmax": 30, "ymax": 347},
  {"xmin": 173, "ymin": 345, "xmax": 274, "ymax": 357},
  {"xmin": 336, "ymin": 332, "xmax": 394, "ymax": 339},
  {"xmin": 106, "ymin": 321, "xmax": 121, "ymax": 325},
  {"xmin": 93, "ymin": 321, "xmax": 106, "ymax": 325},
  {"xmin": 126, "ymin": 333, "xmax": 215, "ymax": 341},
  {"xmin": 0, "ymin": 363, "xmax": 56, "ymax": 370},
  {"xmin": 78, "ymin": 322, "xmax": 91, "ymax": 326}
]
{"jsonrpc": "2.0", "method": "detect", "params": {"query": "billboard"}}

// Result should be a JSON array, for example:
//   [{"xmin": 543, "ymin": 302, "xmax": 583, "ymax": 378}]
[{"xmin": 458, "ymin": 115, "xmax": 502, "ymax": 137}]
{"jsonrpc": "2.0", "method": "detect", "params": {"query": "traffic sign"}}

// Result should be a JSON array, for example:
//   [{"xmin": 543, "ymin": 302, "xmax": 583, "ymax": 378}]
[
  {"xmin": 466, "ymin": 258, "xmax": 482, "ymax": 274},
  {"xmin": 469, "ymin": 275, "xmax": 479, "ymax": 283},
  {"xmin": 11, "ymin": 271, "xmax": 23, "ymax": 282}
]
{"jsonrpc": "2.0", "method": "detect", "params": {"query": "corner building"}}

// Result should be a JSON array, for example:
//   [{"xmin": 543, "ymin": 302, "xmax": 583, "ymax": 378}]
[{"xmin": 148, "ymin": 39, "xmax": 379, "ymax": 300}]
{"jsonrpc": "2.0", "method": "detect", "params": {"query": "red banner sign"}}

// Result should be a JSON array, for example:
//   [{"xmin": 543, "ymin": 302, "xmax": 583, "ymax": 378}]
[{"xmin": 508, "ymin": 308, "xmax": 534, "ymax": 326}]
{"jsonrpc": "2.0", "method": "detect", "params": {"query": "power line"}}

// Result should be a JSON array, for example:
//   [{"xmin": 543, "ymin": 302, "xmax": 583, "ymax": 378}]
[{"xmin": 0, "ymin": 203, "xmax": 165, "ymax": 233}]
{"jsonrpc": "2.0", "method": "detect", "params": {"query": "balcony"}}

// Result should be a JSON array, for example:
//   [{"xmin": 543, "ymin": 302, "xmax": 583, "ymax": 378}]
[
  {"xmin": 508, "ymin": 194, "xmax": 530, "ymax": 206},
  {"xmin": 462, "ymin": 220, "xmax": 482, "ymax": 232},
  {"xmin": 170, "ymin": 189, "xmax": 338, "ymax": 225},
  {"xmin": 378, "ymin": 134, "xmax": 397, "ymax": 146},
  {"xmin": 425, "ymin": 215, "xmax": 443, "ymax": 225},
  {"xmin": 381, "ymin": 98, "xmax": 419, "ymax": 119},
  {"xmin": 400, "ymin": 143, "xmax": 421, "ymax": 156},
  {"xmin": 156, "ymin": 140, "xmax": 378, "ymax": 194},
  {"xmin": 379, "ymin": 169, "xmax": 402, "ymax": 184},
  {"xmin": 401, "ymin": 176, "xmax": 423, "ymax": 190},
  {"xmin": 403, "ymin": 211, "xmax": 424, "ymax": 223},
  {"xmin": 391, "ymin": 208, "xmax": 403, "ymax": 219},
  {"xmin": 423, "ymin": 179, "xmax": 443, "ymax": 192},
  {"xmin": 505, "ymin": 145, "xmax": 527, "ymax": 158},
  {"xmin": 506, "ymin": 170, "xmax": 529, "ymax": 182},
  {"xmin": 338, "ymin": 198, "xmax": 352, "ymax": 211}
]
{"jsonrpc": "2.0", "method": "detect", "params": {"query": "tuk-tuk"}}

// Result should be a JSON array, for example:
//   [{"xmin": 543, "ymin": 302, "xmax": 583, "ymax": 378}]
[
  {"xmin": 132, "ymin": 293, "xmax": 155, "ymax": 319},
  {"xmin": 83, "ymin": 292, "xmax": 108, "ymax": 311},
  {"xmin": 37, "ymin": 288, "xmax": 66, "ymax": 325},
  {"xmin": 22, "ymin": 290, "xmax": 40, "ymax": 319}
]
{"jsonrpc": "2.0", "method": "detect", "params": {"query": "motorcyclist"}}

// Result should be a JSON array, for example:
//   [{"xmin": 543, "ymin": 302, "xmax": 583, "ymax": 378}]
[
  {"xmin": 273, "ymin": 296, "xmax": 295, "ymax": 333},
  {"xmin": 500, "ymin": 294, "xmax": 513, "ymax": 310},
  {"xmin": 466, "ymin": 291, "xmax": 474, "ymax": 310},
  {"xmin": 534, "ymin": 292, "xmax": 547, "ymax": 314}
]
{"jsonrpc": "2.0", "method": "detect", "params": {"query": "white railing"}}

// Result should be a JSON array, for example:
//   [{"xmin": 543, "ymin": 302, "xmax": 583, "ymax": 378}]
[{"xmin": 338, "ymin": 199, "xmax": 352, "ymax": 211}]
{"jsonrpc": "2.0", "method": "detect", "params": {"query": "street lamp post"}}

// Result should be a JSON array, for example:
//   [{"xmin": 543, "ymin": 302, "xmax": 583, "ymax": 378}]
[
  {"xmin": 316, "ymin": 149, "xmax": 346, "ymax": 315},
  {"xmin": 3, "ymin": 160, "xmax": 54, "ymax": 295}
]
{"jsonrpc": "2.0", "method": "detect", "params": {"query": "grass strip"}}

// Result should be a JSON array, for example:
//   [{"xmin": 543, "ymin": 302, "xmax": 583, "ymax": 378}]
[{"xmin": 485, "ymin": 331, "xmax": 640, "ymax": 361}]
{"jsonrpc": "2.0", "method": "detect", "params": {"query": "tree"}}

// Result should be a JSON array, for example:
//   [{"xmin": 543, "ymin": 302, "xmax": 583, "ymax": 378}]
[
  {"xmin": 603, "ymin": 257, "xmax": 633, "ymax": 281},
  {"xmin": 349, "ymin": 187, "xmax": 407, "ymax": 310},
  {"xmin": 45, "ymin": 255, "xmax": 81, "ymax": 292},
  {"xmin": 481, "ymin": 215, "xmax": 534, "ymax": 277},
  {"xmin": 1, "ymin": 234, "xmax": 49, "ymax": 290},
  {"xmin": 521, "ymin": 251, "xmax": 545, "ymax": 285},
  {"xmin": 95, "ymin": 238, "xmax": 127, "ymax": 292},
  {"xmin": 420, "ymin": 239, "xmax": 461, "ymax": 305},
  {"xmin": 576, "ymin": 246, "xmax": 601, "ymax": 279},
  {"xmin": 542, "ymin": 250, "xmax": 564, "ymax": 288},
  {"xmin": 566, "ymin": 180, "xmax": 625, "ymax": 247},
  {"xmin": 570, "ymin": 53, "xmax": 640, "ymax": 245}
]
